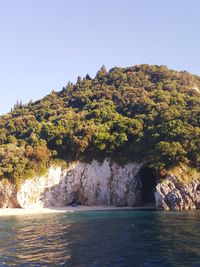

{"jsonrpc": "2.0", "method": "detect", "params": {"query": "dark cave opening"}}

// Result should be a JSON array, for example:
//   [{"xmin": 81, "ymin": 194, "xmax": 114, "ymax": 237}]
[
  {"xmin": 68, "ymin": 190, "xmax": 83, "ymax": 206},
  {"xmin": 140, "ymin": 167, "xmax": 157, "ymax": 205}
]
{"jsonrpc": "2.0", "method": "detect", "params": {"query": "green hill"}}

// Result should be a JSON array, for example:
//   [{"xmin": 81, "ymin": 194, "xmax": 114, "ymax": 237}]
[{"xmin": 0, "ymin": 64, "xmax": 199, "ymax": 184}]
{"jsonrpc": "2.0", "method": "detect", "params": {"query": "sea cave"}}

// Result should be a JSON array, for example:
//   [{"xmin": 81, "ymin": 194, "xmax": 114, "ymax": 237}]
[{"xmin": 139, "ymin": 166, "xmax": 157, "ymax": 206}]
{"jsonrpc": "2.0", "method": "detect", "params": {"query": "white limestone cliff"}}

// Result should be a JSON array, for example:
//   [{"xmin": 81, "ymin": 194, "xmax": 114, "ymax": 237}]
[
  {"xmin": 0, "ymin": 159, "xmax": 143, "ymax": 209},
  {"xmin": 1, "ymin": 159, "xmax": 199, "ymax": 211}
]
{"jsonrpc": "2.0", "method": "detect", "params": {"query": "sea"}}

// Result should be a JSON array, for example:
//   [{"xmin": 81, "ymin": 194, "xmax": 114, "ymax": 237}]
[{"xmin": 0, "ymin": 209, "xmax": 200, "ymax": 267}]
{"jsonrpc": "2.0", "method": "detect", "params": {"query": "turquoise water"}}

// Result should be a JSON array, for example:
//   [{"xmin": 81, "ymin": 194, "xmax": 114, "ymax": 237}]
[{"xmin": 0, "ymin": 210, "xmax": 200, "ymax": 266}]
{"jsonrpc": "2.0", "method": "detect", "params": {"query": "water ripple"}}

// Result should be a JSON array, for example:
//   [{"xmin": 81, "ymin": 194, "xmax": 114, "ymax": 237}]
[{"xmin": 0, "ymin": 210, "xmax": 199, "ymax": 266}]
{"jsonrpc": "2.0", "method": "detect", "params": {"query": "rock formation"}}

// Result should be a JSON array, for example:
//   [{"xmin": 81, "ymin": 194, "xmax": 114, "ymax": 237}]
[
  {"xmin": 0, "ymin": 179, "xmax": 20, "ymax": 208},
  {"xmin": 155, "ymin": 166, "xmax": 200, "ymax": 210},
  {"xmin": 0, "ymin": 159, "xmax": 199, "ymax": 211},
  {"xmin": 0, "ymin": 159, "xmax": 143, "ymax": 209}
]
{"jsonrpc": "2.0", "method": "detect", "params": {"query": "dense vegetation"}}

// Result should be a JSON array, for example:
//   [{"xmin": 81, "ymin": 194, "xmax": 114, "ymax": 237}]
[{"xmin": 0, "ymin": 64, "xmax": 200, "ymax": 184}]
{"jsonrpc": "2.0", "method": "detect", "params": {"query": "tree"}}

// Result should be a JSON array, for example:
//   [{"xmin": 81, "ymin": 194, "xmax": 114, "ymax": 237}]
[{"xmin": 96, "ymin": 65, "xmax": 107, "ymax": 80}]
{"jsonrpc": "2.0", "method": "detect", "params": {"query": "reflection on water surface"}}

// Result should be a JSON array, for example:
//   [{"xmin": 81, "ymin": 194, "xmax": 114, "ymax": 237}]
[{"xmin": 0, "ymin": 210, "xmax": 200, "ymax": 266}]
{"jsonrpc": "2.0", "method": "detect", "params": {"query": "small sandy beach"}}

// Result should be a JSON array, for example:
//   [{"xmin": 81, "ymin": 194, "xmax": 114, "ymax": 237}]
[{"xmin": 0, "ymin": 205, "xmax": 155, "ymax": 216}]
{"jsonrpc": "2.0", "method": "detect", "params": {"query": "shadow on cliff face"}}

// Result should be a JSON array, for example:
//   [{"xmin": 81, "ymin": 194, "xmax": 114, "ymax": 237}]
[
  {"xmin": 68, "ymin": 190, "xmax": 84, "ymax": 206},
  {"xmin": 138, "ymin": 166, "xmax": 157, "ymax": 206}
]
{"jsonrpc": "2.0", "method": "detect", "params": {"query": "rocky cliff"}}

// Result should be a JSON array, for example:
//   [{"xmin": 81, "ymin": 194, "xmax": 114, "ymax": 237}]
[
  {"xmin": 0, "ymin": 159, "xmax": 143, "ymax": 209},
  {"xmin": 0, "ymin": 159, "xmax": 199, "ymax": 211},
  {"xmin": 155, "ymin": 166, "xmax": 200, "ymax": 210}
]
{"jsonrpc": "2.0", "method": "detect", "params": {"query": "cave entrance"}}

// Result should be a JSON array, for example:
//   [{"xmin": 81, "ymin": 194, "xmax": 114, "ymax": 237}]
[
  {"xmin": 69, "ymin": 190, "xmax": 83, "ymax": 206},
  {"xmin": 140, "ymin": 166, "xmax": 157, "ymax": 206}
]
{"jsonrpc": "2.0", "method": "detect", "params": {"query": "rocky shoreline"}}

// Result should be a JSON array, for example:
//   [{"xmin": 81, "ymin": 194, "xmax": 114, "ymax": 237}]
[
  {"xmin": 0, "ymin": 159, "xmax": 199, "ymax": 211},
  {"xmin": 155, "ymin": 177, "xmax": 200, "ymax": 211}
]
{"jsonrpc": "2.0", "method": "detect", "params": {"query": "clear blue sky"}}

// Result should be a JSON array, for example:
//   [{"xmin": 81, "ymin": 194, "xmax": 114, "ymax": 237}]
[{"xmin": 0, "ymin": 0, "xmax": 199, "ymax": 114}]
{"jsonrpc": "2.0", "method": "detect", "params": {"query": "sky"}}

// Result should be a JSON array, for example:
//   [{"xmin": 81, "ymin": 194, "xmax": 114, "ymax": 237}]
[{"xmin": 0, "ymin": 0, "xmax": 199, "ymax": 115}]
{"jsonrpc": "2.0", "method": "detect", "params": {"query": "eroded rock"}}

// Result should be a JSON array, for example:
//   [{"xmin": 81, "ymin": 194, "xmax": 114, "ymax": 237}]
[
  {"xmin": 15, "ymin": 159, "xmax": 143, "ymax": 208},
  {"xmin": 0, "ymin": 179, "xmax": 20, "ymax": 208},
  {"xmin": 155, "ymin": 178, "xmax": 200, "ymax": 211},
  {"xmin": 0, "ymin": 159, "xmax": 199, "ymax": 211}
]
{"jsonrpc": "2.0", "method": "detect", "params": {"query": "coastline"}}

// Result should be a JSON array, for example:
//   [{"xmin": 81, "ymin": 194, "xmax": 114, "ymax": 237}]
[{"xmin": 0, "ymin": 205, "xmax": 155, "ymax": 217}]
